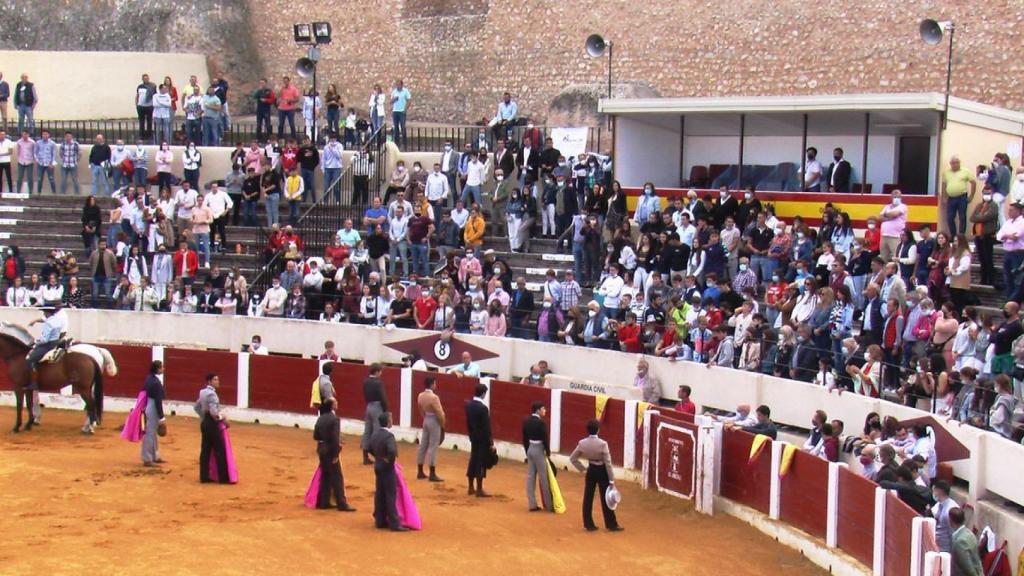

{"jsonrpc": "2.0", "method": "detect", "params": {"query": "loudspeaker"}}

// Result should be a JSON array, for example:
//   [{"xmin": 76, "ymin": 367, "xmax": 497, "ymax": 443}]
[
  {"xmin": 585, "ymin": 34, "xmax": 607, "ymax": 58},
  {"xmin": 296, "ymin": 57, "xmax": 316, "ymax": 79},
  {"xmin": 919, "ymin": 19, "xmax": 944, "ymax": 45}
]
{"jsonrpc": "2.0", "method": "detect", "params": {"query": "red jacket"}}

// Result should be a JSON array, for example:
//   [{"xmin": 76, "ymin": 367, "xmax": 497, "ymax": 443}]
[
  {"xmin": 324, "ymin": 244, "xmax": 349, "ymax": 268},
  {"xmin": 618, "ymin": 323, "xmax": 641, "ymax": 353},
  {"xmin": 172, "ymin": 249, "xmax": 198, "ymax": 278}
]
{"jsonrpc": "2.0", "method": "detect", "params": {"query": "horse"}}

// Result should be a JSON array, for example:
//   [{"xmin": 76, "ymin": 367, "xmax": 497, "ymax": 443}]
[{"xmin": 0, "ymin": 322, "xmax": 118, "ymax": 434}]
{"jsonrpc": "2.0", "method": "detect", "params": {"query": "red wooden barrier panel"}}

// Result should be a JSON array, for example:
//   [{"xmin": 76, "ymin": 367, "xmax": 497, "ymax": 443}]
[
  {"xmin": 248, "ymin": 355, "xmax": 319, "ymax": 413},
  {"xmin": 331, "ymin": 363, "xmax": 402, "ymax": 423},
  {"xmin": 601, "ymin": 398, "xmax": 625, "ymax": 466},
  {"xmin": 101, "ymin": 344, "xmax": 153, "ymax": 398},
  {"xmin": 720, "ymin": 428, "xmax": 772, "ymax": 514},
  {"xmin": 557, "ymin": 390, "xmax": 624, "ymax": 465},
  {"xmin": 778, "ymin": 450, "xmax": 829, "ymax": 540},
  {"xmin": 411, "ymin": 370, "xmax": 478, "ymax": 436},
  {"xmin": 639, "ymin": 408, "xmax": 694, "ymax": 468},
  {"xmin": 884, "ymin": 491, "xmax": 916, "ymax": 576},
  {"xmin": 488, "ymin": 380, "xmax": 550, "ymax": 447},
  {"xmin": 836, "ymin": 467, "xmax": 877, "ymax": 568},
  {"xmin": 163, "ymin": 348, "xmax": 238, "ymax": 406}
]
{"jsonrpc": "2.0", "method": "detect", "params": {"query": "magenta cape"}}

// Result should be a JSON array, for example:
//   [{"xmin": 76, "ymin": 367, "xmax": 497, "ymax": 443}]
[
  {"xmin": 208, "ymin": 421, "xmax": 239, "ymax": 484},
  {"xmin": 394, "ymin": 462, "xmax": 422, "ymax": 530},
  {"xmin": 120, "ymin": 391, "xmax": 147, "ymax": 442},
  {"xmin": 304, "ymin": 465, "xmax": 322, "ymax": 509}
]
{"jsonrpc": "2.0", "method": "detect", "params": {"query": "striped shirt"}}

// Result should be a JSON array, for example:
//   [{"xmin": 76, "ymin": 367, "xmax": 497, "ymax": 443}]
[
  {"xmin": 559, "ymin": 280, "xmax": 581, "ymax": 311},
  {"xmin": 60, "ymin": 140, "xmax": 80, "ymax": 168}
]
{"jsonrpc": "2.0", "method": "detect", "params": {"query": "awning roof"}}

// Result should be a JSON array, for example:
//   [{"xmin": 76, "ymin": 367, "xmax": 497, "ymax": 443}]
[{"xmin": 599, "ymin": 93, "xmax": 1024, "ymax": 136}]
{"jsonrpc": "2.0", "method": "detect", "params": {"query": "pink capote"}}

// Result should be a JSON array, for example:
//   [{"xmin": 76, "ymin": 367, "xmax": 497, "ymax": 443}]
[
  {"xmin": 303, "ymin": 465, "xmax": 322, "ymax": 509},
  {"xmin": 120, "ymin": 391, "xmax": 147, "ymax": 442},
  {"xmin": 394, "ymin": 462, "xmax": 422, "ymax": 530},
  {"xmin": 208, "ymin": 421, "xmax": 239, "ymax": 484}
]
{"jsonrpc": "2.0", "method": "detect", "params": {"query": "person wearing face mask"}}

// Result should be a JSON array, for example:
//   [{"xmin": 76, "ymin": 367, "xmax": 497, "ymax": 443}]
[
  {"xmin": 260, "ymin": 277, "xmax": 287, "ymax": 317},
  {"xmin": 969, "ymin": 187, "xmax": 999, "ymax": 287},
  {"xmin": 462, "ymin": 151, "xmax": 485, "ymax": 208},
  {"xmin": 799, "ymin": 147, "xmax": 823, "ymax": 192},
  {"xmin": 536, "ymin": 295, "xmax": 564, "ymax": 342},
  {"xmin": 153, "ymin": 141, "xmax": 173, "ymax": 191},
  {"xmin": 582, "ymin": 300, "xmax": 610, "ymax": 349},
  {"xmin": 633, "ymin": 181, "xmax": 661, "ymax": 226},
  {"xmin": 826, "ymin": 147, "xmax": 852, "ymax": 193},
  {"xmin": 877, "ymin": 189, "xmax": 906, "ymax": 261},
  {"xmin": 735, "ymin": 187, "xmax": 761, "ymax": 231},
  {"xmin": 131, "ymin": 141, "xmax": 149, "ymax": 188}
]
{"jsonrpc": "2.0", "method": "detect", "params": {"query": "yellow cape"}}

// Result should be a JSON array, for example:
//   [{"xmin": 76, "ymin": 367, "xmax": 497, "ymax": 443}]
[
  {"xmin": 547, "ymin": 459, "xmax": 566, "ymax": 514},
  {"xmin": 310, "ymin": 377, "xmax": 322, "ymax": 408},
  {"xmin": 748, "ymin": 434, "xmax": 770, "ymax": 464}
]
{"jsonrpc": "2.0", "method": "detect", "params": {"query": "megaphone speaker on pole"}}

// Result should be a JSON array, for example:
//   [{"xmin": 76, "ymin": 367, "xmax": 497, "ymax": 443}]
[
  {"xmin": 585, "ymin": 34, "xmax": 607, "ymax": 58},
  {"xmin": 919, "ymin": 19, "xmax": 944, "ymax": 45}
]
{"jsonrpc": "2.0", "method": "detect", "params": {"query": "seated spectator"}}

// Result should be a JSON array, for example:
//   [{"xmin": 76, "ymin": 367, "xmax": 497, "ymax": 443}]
[
  {"xmin": 712, "ymin": 404, "xmax": 757, "ymax": 428},
  {"xmin": 739, "ymin": 405, "xmax": 777, "ymax": 440},
  {"xmin": 519, "ymin": 364, "xmax": 546, "ymax": 387},
  {"xmin": 449, "ymin": 351, "xmax": 480, "ymax": 377},
  {"xmin": 261, "ymin": 277, "xmax": 287, "ymax": 317},
  {"xmin": 285, "ymin": 284, "xmax": 305, "ymax": 319}
]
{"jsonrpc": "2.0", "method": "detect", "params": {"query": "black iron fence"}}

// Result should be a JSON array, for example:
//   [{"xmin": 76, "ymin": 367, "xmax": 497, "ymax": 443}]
[
  {"xmin": 16, "ymin": 118, "xmax": 606, "ymax": 154},
  {"xmin": 250, "ymin": 125, "xmax": 389, "ymax": 296}
]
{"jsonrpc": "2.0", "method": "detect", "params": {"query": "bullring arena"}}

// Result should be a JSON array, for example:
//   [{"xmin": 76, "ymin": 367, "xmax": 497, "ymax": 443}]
[{"xmin": 0, "ymin": 309, "xmax": 956, "ymax": 575}]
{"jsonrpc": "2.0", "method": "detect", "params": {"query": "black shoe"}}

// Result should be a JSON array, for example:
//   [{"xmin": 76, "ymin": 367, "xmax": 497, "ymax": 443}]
[
  {"xmin": 390, "ymin": 526, "xmax": 411, "ymax": 532},
  {"xmin": 585, "ymin": 526, "xmax": 599, "ymax": 532},
  {"xmin": 417, "ymin": 471, "xmax": 427, "ymax": 480},
  {"xmin": 337, "ymin": 505, "xmax": 357, "ymax": 512},
  {"xmin": 428, "ymin": 475, "xmax": 444, "ymax": 483},
  {"xmin": 607, "ymin": 526, "xmax": 624, "ymax": 532},
  {"xmin": 529, "ymin": 507, "xmax": 542, "ymax": 512}
]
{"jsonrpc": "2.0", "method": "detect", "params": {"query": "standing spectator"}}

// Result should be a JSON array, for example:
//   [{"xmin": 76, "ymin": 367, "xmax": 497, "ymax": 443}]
[
  {"xmin": 15, "ymin": 130, "xmax": 34, "ymax": 193},
  {"xmin": 0, "ymin": 130, "xmax": 13, "ymax": 193},
  {"xmin": 298, "ymin": 136, "xmax": 319, "ymax": 202},
  {"xmin": 970, "ymin": 189, "xmax": 999, "ymax": 287},
  {"xmin": 343, "ymin": 107, "xmax": 358, "ymax": 147},
  {"xmin": 183, "ymin": 88, "xmax": 204, "ymax": 144},
  {"xmin": 463, "ymin": 205, "xmax": 486, "ymax": 257},
  {"xmin": 152, "ymin": 84, "xmax": 172, "ymax": 145},
  {"xmin": 59, "ymin": 131, "xmax": 80, "ymax": 195},
  {"xmin": 390, "ymin": 79, "xmax": 411, "ymax": 148},
  {"xmin": 284, "ymin": 168, "xmax": 304, "ymax": 225},
  {"xmin": 14, "ymin": 73, "xmax": 37, "ymax": 135},
  {"xmin": 878, "ymin": 189, "xmax": 906, "ymax": 262},
  {"xmin": 81, "ymin": 195, "xmax": 101, "ymax": 254},
  {"xmin": 302, "ymin": 88, "xmax": 322, "ymax": 141},
  {"xmin": 407, "ymin": 204, "xmax": 434, "ymax": 278},
  {"xmin": 425, "ymin": 162, "xmax": 450, "ymax": 223},
  {"xmin": 462, "ymin": 151, "xmax": 484, "ymax": 208},
  {"xmin": 206, "ymin": 182, "xmax": 233, "ymax": 252},
  {"xmin": 134, "ymin": 74, "xmax": 156, "ymax": 140},
  {"xmin": 261, "ymin": 163, "xmax": 283, "ymax": 227},
  {"xmin": 0, "ymin": 72, "xmax": 8, "ymax": 130},
  {"xmin": 989, "ymin": 374, "xmax": 1016, "ymax": 439},
  {"xmin": 941, "ymin": 156, "xmax": 976, "ymax": 236},
  {"xmin": 366, "ymin": 84, "xmax": 385, "ymax": 134},
  {"xmin": 128, "ymin": 141, "xmax": 147, "ymax": 189},
  {"xmin": 253, "ymin": 78, "xmax": 276, "ymax": 139},
  {"xmin": 162, "ymin": 76, "xmax": 178, "ymax": 121},
  {"xmin": 946, "ymin": 235, "xmax": 972, "ymax": 309},
  {"xmin": 997, "ymin": 202, "xmax": 1024, "ymax": 300},
  {"xmin": 154, "ymin": 142, "xmax": 173, "ymax": 191},
  {"xmin": 182, "ymin": 142, "xmax": 201, "ymax": 189},
  {"xmin": 33, "ymin": 129, "xmax": 56, "ymax": 194},
  {"xmin": 324, "ymin": 83, "xmax": 342, "ymax": 136},
  {"xmin": 800, "ymin": 147, "xmax": 823, "ymax": 191},
  {"xmin": 89, "ymin": 239, "xmax": 117, "ymax": 307},
  {"xmin": 88, "ymin": 134, "xmax": 111, "ymax": 196},
  {"xmin": 191, "ymin": 195, "xmax": 213, "ymax": 268},
  {"xmin": 509, "ymin": 277, "xmax": 535, "ymax": 338},
  {"xmin": 322, "ymin": 133, "xmax": 343, "ymax": 199},
  {"xmin": 277, "ymin": 76, "xmax": 300, "ymax": 139},
  {"xmin": 212, "ymin": 76, "xmax": 230, "ymax": 138},
  {"xmin": 388, "ymin": 204, "xmax": 411, "ymax": 278},
  {"xmin": 240, "ymin": 166, "xmax": 260, "ymax": 226},
  {"xmin": 484, "ymin": 300, "xmax": 507, "ymax": 336},
  {"xmin": 201, "ymin": 87, "xmax": 222, "ymax": 146},
  {"xmin": 949, "ymin": 508, "xmax": 983, "ymax": 576}
]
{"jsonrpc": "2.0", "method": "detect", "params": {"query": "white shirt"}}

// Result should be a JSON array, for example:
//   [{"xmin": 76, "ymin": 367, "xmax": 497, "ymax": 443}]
[
  {"xmin": 450, "ymin": 207, "xmax": 469, "ymax": 229},
  {"xmin": 158, "ymin": 197, "xmax": 177, "ymax": 220},
  {"xmin": 441, "ymin": 149, "xmax": 455, "ymax": 173},
  {"xmin": 466, "ymin": 160, "xmax": 485, "ymax": 186},
  {"xmin": 205, "ymin": 190, "xmax": 233, "ymax": 219},
  {"xmin": 0, "ymin": 138, "xmax": 14, "ymax": 164},
  {"xmin": 425, "ymin": 171, "xmax": 449, "ymax": 201},
  {"xmin": 389, "ymin": 215, "xmax": 410, "ymax": 242},
  {"xmin": 5, "ymin": 286, "xmax": 29, "ymax": 306},
  {"xmin": 597, "ymin": 274, "xmax": 624, "ymax": 308},
  {"xmin": 802, "ymin": 159, "xmax": 823, "ymax": 188},
  {"xmin": 175, "ymin": 188, "xmax": 198, "ymax": 219},
  {"xmin": 249, "ymin": 343, "xmax": 270, "ymax": 356},
  {"xmin": 262, "ymin": 285, "xmax": 287, "ymax": 316},
  {"xmin": 676, "ymin": 223, "xmax": 696, "ymax": 247}
]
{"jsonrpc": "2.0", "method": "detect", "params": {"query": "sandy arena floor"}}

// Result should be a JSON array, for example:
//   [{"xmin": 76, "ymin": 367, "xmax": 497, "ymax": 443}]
[{"xmin": 0, "ymin": 407, "xmax": 825, "ymax": 575}]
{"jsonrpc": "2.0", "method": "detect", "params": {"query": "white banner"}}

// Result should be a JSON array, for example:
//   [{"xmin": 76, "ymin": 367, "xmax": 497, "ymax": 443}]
[
  {"xmin": 544, "ymin": 373, "xmax": 643, "ymax": 400},
  {"xmin": 550, "ymin": 127, "xmax": 589, "ymax": 159}
]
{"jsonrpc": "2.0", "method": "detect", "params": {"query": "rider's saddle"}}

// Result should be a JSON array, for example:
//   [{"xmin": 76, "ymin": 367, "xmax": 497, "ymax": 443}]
[{"xmin": 38, "ymin": 338, "xmax": 73, "ymax": 366}]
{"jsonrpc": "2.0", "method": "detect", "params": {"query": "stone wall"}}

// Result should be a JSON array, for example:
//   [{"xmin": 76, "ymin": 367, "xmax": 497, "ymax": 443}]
[{"xmin": 246, "ymin": 0, "xmax": 1024, "ymax": 124}]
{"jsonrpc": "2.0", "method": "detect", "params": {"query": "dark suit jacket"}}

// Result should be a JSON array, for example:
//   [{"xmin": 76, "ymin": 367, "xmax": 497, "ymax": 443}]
[
  {"xmin": 510, "ymin": 288, "xmax": 535, "ymax": 321},
  {"xmin": 363, "ymin": 377, "xmax": 389, "ymax": 412},
  {"xmin": 440, "ymin": 148, "xmax": 459, "ymax": 174},
  {"xmin": 495, "ymin": 149, "xmax": 515, "ymax": 176},
  {"xmin": 793, "ymin": 343, "xmax": 818, "ymax": 382},
  {"xmin": 522, "ymin": 414, "xmax": 549, "ymax": 455},
  {"xmin": 516, "ymin": 147, "xmax": 539, "ymax": 180},
  {"xmin": 826, "ymin": 159, "xmax": 852, "ymax": 192},
  {"xmin": 465, "ymin": 399, "xmax": 492, "ymax": 444},
  {"xmin": 313, "ymin": 412, "xmax": 341, "ymax": 458},
  {"xmin": 369, "ymin": 427, "xmax": 397, "ymax": 465},
  {"xmin": 863, "ymin": 298, "xmax": 884, "ymax": 345}
]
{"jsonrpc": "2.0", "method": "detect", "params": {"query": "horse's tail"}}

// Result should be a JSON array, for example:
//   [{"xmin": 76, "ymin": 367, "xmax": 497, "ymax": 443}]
[
  {"xmin": 97, "ymin": 347, "xmax": 118, "ymax": 377},
  {"xmin": 93, "ymin": 367, "xmax": 104, "ymax": 425}
]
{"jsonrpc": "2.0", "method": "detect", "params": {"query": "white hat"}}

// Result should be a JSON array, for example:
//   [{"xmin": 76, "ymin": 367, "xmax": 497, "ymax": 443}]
[
  {"xmin": 605, "ymin": 485, "xmax": 621, "ymax": 511},
  {"xmin": 484, "ymin": 249, "xmax": 496, "ymax": 256}
]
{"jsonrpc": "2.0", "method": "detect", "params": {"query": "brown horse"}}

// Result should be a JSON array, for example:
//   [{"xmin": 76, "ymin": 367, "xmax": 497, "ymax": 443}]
[{"xmin": 0, "ymin": 323, "xmax": 118, "ymax": 434}]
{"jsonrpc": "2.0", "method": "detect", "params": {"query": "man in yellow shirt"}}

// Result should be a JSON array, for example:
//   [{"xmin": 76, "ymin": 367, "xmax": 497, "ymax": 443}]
[
  {"xmin": 463, "ymin": 205, "xmax": 486, "ymax": 257},
  {"xmin": 941, "ymin": 155, "xmax": 976, "ymax": 235},
  {"xmin": 285, "ymin": 167, "xmax": 304, "ymax": 226}
]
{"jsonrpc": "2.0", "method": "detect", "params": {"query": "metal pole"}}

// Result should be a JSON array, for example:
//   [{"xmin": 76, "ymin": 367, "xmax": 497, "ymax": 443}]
[
  {"xmin": 312, "ymin": 60, "xmax": 318, "ymax": 144},
  {"xmin": 738, "ymin": 113, "xmax": 746, "ymax": 190},
  {"xmin": 679, "ymin": 115, "xmax": 686, "ymax": 187},
  {"xmin": 800, "ymin": 113, "xmax": 808, "ymax": 192},
  {"xmin": 861, "ymin": 112, "xmax": 870, "ymax": 193},
  {"xmin": 942, "ymin": 25, "xmax": 955, "ymax": 130},
  {"xmin": 607, "ymin": 42, "xmax": 613, "ymax": 99}
]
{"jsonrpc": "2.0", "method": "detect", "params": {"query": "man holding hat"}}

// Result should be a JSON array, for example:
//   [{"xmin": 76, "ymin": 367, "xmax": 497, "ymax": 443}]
[{"xmin": 569, "ymin": 418, "xmax": 623, "ymax": 532}]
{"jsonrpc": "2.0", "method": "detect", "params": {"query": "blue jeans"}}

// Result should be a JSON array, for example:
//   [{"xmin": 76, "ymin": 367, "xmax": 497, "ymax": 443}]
[
  {"xmin": 256, "ymin": 108, "xmax": 272, "ymax": 139},
  {"xmin": 572, "ymin": 242, "xmax": 585, "ymax": 284},
  {"xmin": 17, "ymin": 105, "xmax": 33, "ymax": 135},
  {"xmin": 202, "ymin": 117, "xmax": 220, "ymax": 146},
  {"xmin": 243, "ymin": 199, "xmax": 257, "ymax": 226},
  {"xmin": 61, "ymin": 166, "xmax": 79, "ymax": 195},
  {"xmin": 461, "ymin": 184, "xmax": 481, "ymax": 208},
  {"xmin": 411, "ymin": 241, "xmax": 429, "ymax": 277},
  {"xmin": 133, "ymin": 167, "xmax": 149, "ymax": 187},
  {"xmin": 323, "ymin": 168, "xmax": 341, "ymax": 201},
  {"xmin": 326, "ymin": 108, "xmax": 340, "ymax": 135},
  {"xmin": 265, "ymin": 193, "xmax": 280, "ymax": 227},
  {"xmin": 91, "ymin": 276, "xmax": 110, "ymax": 307},
  {"xmin": 278, "ymin": 110, "xmax": 296, "ymax": 138},
  {"xmin": 750, "ymin": 255, "xmax": 777, "ymax": 288},
  {"xmin": 186, "ymin": 119, "xmax": 202, "ymax": 144},
  {"xmin": 1004, "ymin": 250, "xmax": 1024, "ymax": 300},
  {"xmin": 153, "ymin": 117, "xmax": 172, "ymax": 145},
  {"xmin": 301, "ymin": 168, "xmax": 316, "ymax": 202},
  {"xmin": 946, "ymin": 194, "xmax": 968, "ymax": 235},
  {"xmin": 389, "ymin": 239, "xmax": 409, "ymax": 278},
  {"xmin": 16, "ymin": 163, "xmax": 33, "ymax": 193},
  {"xmin": 371, "ymin": 109, "xmax": 383, "ymax": 133},
  {"xmin": 194, "ymin": 232, "xmax": 210, "ymax": 265},
  {"xmin": 392, "ymin": 111, "xmax": 407, "ymax": 147},
  {"xmin": 288, "ymin": 199, "xmax": 300, "ymax": 225},
  {"xmin": 36, "ymin": 165, "xmax": 55, "ymax": 194},
  {"xmin": 112, "ymin": 170, "xmax": 129, "ymax": 193}
]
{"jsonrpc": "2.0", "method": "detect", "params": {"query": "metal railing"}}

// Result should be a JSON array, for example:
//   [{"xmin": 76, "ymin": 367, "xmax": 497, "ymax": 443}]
[
  {"xmin": 402, "ymin": 124, "xmax": 605, "ymax": 153},
  {"xmin": 251, "ymin": 125, "xmax": 389, "ymax": 295}
]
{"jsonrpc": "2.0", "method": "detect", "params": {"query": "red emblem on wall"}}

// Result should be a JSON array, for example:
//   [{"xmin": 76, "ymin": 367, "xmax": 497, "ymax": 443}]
[{"xmin": 384, "ymin": 334, "xmax": 499, "ymax": 367}]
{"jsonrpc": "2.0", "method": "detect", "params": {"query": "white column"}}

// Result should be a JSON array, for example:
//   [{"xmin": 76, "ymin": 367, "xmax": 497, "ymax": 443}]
[
  {"xmin": 712, "ymin": 421, "xmax": 724, "ymax": 496},
  {"xmin": 399, "ymin": 368, "xmax": 413, "ymax": 428},
  {"xmin": 641, "ymin": 409, "xmax": 653, "ymax": 490},
  {"xmin": 769, "ymin": 441, "xmax": 784, "ymax": 520},
  {"xmin": 623, "ymin": 399, "xmax": 638, "ymax": 470},
  {"xmin": 152, "ymin": 345, "xmax": 165, "ymax": 383},
  {"xmin": 826, "ymin": 462, "xmax": 846, "ymax": 547},
  {"xmin": 549, "ymin": 389, "xmax": 562, "ymax": 453},
  {"xmin": 911, "ymin": 517, "xmax": 936, "ymax": 576},
  {"xmin": 479, "ymin": 377, "xmax": 492, "ymax": 409},
  {"xmin": 873, "ymin": 487, "xmax": 888, "ymax": 576},
  {"xmin": 697, "ymin": 421, "xmax": 717, "ymax": 516},
  {"xmin": 236, "ymin": 352, "xmax": 250, "ymax": 409}
]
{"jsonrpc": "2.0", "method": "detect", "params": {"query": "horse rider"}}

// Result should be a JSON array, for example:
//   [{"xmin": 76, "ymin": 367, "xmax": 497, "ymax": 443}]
[{"xmin": 26, "ymin": 301, "xmax": 68, "ymax": 384}]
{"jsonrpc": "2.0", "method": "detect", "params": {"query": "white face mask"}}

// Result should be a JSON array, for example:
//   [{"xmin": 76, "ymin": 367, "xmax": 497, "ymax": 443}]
[
  {"xmin": 543, "ymin": 301, "xmax": 552, "ymax": 308},
  {"xmin": 983, "ymin": 194, "xmax": 992, "ymax": 202},
  {"xmin": 496, "ymin": 176, "xmax": 504, "ymax": 182},
  {"xmin": 867, "ymin": 223, "xmax": 876, "ymax": 230},
  {"xmin": 588, "ymin": 310, "xmax": 597, "ymax": 317},
  {"xmin": 892, "ymin": 197, "xmax": 902, "ymax": 206},
  {"xmin": 739, "ymin": 264, "xmax": 748, "ymax": 272},
  {"xmin": 744, "ymin": 193, "xmax": 753, "ymax": 200}
]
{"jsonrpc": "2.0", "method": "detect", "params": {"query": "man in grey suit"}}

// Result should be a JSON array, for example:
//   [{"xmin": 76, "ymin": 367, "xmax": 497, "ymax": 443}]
[
  {"xmin": 440, "ymin": 139, "xmax": 459, "ymax": 205},
  {"xmin": 949, "ymin": 507, "xmax": 983, "ymax": 576},
  {"xmin": 370, "ymin": 413, "xmax": 409, "ymax": 531},
  {"xmin": 569, "ymin": 418, "xmax": 623, "ymax": 532},
  {"xmin": 194, "ymin": 372, "xmax": 229, "ymax": 484},
  {"xmin": 522, "ymin": 401, "xmax": 552, "ymax": 512}
]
